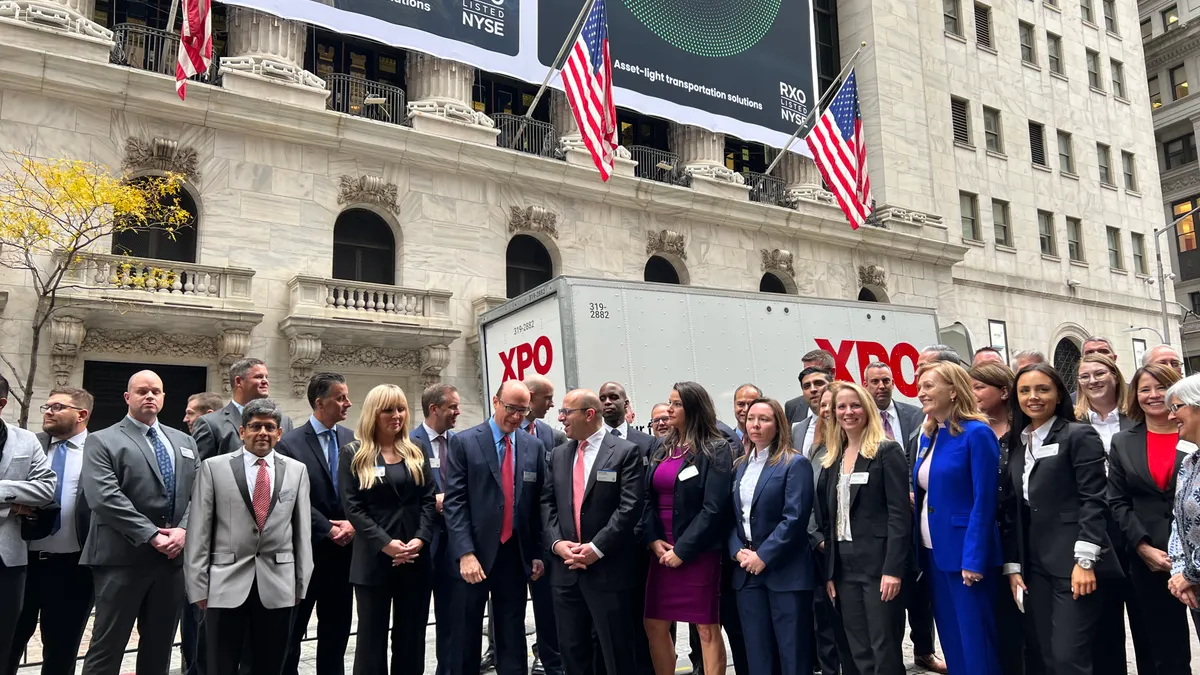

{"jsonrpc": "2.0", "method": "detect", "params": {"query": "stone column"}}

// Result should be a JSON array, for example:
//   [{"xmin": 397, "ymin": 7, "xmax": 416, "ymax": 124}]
[
  {"xmin": 0, "ymin": 0, "xmax": 113, "ymax": 61},
  {"xmin": 551, "ymin": 90, "xmax": 635, "ymax": 177},
  {"xmin": 219, "ymin": 7, "xmax": 328, "ymax": 109},
  {"xmin": 670, "ymin": 124, "xmax": 747, "ymax": 199},
  {"xmin": 405, "ymin": 53, "xmax": 499, "ymax": 144},
  {"xmin": 774, "ymin": 151, "xmax": 831, "ymax": 204}
]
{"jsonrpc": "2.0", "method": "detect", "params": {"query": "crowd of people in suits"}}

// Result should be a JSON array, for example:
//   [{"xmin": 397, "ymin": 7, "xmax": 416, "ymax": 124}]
[{"xmin": 1, "ymin": 338, "xmax": 1200, "ymax": 675}]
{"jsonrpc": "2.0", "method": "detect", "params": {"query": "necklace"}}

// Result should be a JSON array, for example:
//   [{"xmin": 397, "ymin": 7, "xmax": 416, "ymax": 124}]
[{"xmin": 668, "ymin": 445, "xmax": 687, "ymax": 460}]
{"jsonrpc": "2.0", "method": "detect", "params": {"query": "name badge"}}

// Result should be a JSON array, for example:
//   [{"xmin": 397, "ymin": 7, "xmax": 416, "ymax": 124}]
[
  {"xmin": 849, "ymin": 472, "xmax": 870, "ymax": 485},
  {"xmin": 430, "ymin": 457, "xmax": 441, "ymax": 469},
  {"xmin": 597, "ymin": 470, "xmax": 617, "ymax": 483},
  {"xmin": 1033, "ymin": 443, "xmax": 1059, "ymax": 460},
  {"xmin": 373, "ymin": 466, "xmax": 386, "ymax": 478},
  {"xmin": 180, "ymin": 446, "xmax": 195, "ymax": 459},
  {"xmin": 523, "ymin": 471, "xmax": 537, "ymax": 482},
  {"xmin": 642, "ymin": 456, "xmax": 649, "ymax": 466},
  {"xmin": 678, "ymin": 465, "xmax": 699, "ymax": 481},
  {"xmin": 279, "ymin": 489, "xmax": 294, "ymax": 502},
  {"xmin": 1180, "ymin": 440, "xmax": 1199, "ymax": 455}
]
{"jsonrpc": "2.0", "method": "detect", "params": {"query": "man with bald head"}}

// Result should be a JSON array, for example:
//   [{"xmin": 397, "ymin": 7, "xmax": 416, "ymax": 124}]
[
  {"xmin": 444, "ymin": 380, "xmax": 547, "ymax": 675},
  {"xmin": 80, "ymin": 370, "xmax": 200, "ymax": 675}
]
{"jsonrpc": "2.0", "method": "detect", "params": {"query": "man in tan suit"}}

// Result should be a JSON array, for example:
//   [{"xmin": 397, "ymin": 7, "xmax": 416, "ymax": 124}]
[{"xmin": 184, "ymin": 398, "xmax": 312, "ymax": 675}]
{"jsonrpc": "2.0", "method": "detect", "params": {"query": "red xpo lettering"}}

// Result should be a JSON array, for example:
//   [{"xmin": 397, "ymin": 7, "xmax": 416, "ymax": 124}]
[
  {"xmin": 814, "ymin": 339, "xmax": 922, "ymax": 398},
  {"xmin": 499, "ymin": 336, "xmax": 554, "ymax": 381}
]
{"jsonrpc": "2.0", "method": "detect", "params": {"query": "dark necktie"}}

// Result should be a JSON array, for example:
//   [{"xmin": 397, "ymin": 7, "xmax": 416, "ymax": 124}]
[
  {"xmin": 434, "ymin": 435, "xmax": 447, "ymax": 488},
  {"xmin": 147, "ymin": 427, "xmax": 176, "ymax": 524},
  {"xmin": 610, "ymin": 428, "xmax": 621, "ymax": 438},
  {"xmin": 50, "ymin": 441, "xmax": 68, "ymax": 534},
  {"xmin": 324, "ymin": 430, "xmax": 339, "ymax": 494}
]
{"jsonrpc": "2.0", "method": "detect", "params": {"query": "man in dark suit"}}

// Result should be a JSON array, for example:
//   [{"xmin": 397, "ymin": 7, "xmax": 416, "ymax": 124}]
[
  {"xmin": 444, "ymin": 380, "xmax": 545, "ymax": 675},
  {"xmin": 543, "ymin": 389, "xmax": 645, "ymax": 675},
  {"xmin": 598, "ymin": 382, "xmax": 657, "ymax": 460},
  {"xmin": 520, "ymin": 375, "xmax": 564, "ymax": 675},
  {"xmin": 9, "ymin": 388, "xmax": 95, "ymax": 675},
  {"xmin": 183, "ymin": 392, "xmax": 223, "ymax": 435},
  {"xmin": 193, "ymin": 358, "xmax": 293, "ymax": 461},
  {"xmin": 80, "ymin": 370, "xmax": 199, "ymax": 675},
  {"xmin": 785, "ymin": 349, "xmax": 836, "ymax": 425},
  {"xmin": 276, "ymin": 373, "xmax": 356, "ymax": 675},
  {"xmin": 412, "ymin": 383, "xmax": 462, "ymax": 675}
]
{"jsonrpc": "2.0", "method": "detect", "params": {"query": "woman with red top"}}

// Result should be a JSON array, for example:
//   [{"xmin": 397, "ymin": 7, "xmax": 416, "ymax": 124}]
[{"xmin": 1107, "ymin": 363, "xmax": 1188, "ymax": 673}]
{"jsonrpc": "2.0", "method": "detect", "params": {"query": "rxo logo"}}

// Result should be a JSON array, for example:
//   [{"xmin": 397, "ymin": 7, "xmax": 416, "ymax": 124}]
[
  {"xmin": 499, "ymin": 336, "xmax": 553, "ymax": 381},
  {"xmin": 779, "ymin": 82, "xmax": 807, "ymax": 104},
  {"xmin": 815, "ymin": 339, "xmax": 921, "ymax": 398}
]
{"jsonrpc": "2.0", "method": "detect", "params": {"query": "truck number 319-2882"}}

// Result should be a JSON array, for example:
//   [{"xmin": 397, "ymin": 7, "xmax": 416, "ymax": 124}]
[{"xmin": 588, "ymin": 303, "xmax": 610, "ymax": 319}]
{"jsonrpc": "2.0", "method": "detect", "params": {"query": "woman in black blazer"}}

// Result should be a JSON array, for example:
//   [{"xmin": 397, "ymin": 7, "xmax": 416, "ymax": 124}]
[
  {"xmin": 643, "ymin": 381, "xmax": 734, "ymax": 675},
  {"xmin": 815, "ymin": 381, "xmax": 909, "ymax": 675},
  {"xmin": 1108, "ymin": 364, "xmax": 1188, "ymax": 673},
  {"xmin": 340, "ymin": 384, "xmax": 437, "ymax": 675},
  {"xmin": 1001, "ymin": 364, "xmax": 1121, "ymax": 675}
]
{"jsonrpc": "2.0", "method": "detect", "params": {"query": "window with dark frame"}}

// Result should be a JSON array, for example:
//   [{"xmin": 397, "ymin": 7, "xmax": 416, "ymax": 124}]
[
  {"xmin": 1131, "ymin": 232, "xmax": 1147, "ymax": 274},
  {"xmin": 1097, "ymin": 143, "xmax": 1113, "ymax": 185},
  {"xmin": 814, "ymin": 0, "xmax": 841, "ymax": 96},
  {"xmin": 983, "ymin": 106, "xmax": 1003, "ymax": 152},
  {"xmin": 1038, "ymin": 210, "xmax": 1057, "ymax": 255},
  {"xmin": 945, "ymin": 0, "xmax": 963, "ymax": 35},
  {"xmin": 1102, "ymin": 0, "xmax": 1117, "ymax": 32},
  {"xmin": 1162, "ymin": 5, "xmax": 1179, "ymax": 31},
  {"xmin": 1020, "ymin": 22, "xmax": 1037, "ymax": 63},
  {"xmin": 1171, "ymin": 64, "xmax": 1189, "ymax": 100},
  {"xmin": 1149, "ymin": 76, "xmax": 1162, "ymax": 108},
  {"xmin": 1058, "ymin": 130, "xmax": 1075, "ymax": 173},
  {"xmin": 1086, "ymin": 49, "xmax": 1102, "ymax": 89},
  {"xmin": 1066, "ymin": 217, "xmax": 1084, "ymax": 261},
  {"xmin": 1141, "ymin": 17, "xmax": 1153, "ymax": 39},
  {"xmin": 1121, "ymin": 151, "xmax": 1137, "ymax": 190},
  {"xmin": 1164, "ymin": 133, "xmax": 1198, "ymax": 170},
  {"xmin": 1111, "ymin": 60, "xmax": 1125, "ymax": 98},
  {"xmin": 960, "ymin": 191, "xmax": 980, "ymax": 240},
  {"xmin": 951, "ymin": 97, "xmax": 972, "ymax": 145},
  {"xmin": 1177, "ymin": 198, "xmax": 1199, "ymax": 253},
  {"xmin": 1106, "ymin": 226, "xmax": 1123, "ymax": 269},
  {"xmin": 993, "ymin": 199, "xmax": 1012, "ymax": 246},
  {"xmin": 1048, "ymin": 33, "xmax": 1064, "ymax": 74},
  {"xmin": 1081, "ymin": 0, "xmax": 1093, "ymax": 23},
  {"xmin": 332, "ymin": 209, "xmax": 396, "ymax": 286}
]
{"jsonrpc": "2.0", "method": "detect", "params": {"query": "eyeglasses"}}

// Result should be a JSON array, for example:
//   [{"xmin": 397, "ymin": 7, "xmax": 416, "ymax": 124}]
[
  {"xmin": 246, "ymin": 422, "xmax": 279, "ymax": 432},
  {"xmin": 1169, "ymin": 402, "xmax": 1194, "ymax": 414},
  {"xmin": 557, "ymin": 407, "xmax": 589, "ymax": 416},
  {"xmin": 499, "ymin": 402, "xmax": 532, "ymax": 416},
  {"xmin": 651, "ymin": 416, "xmax": 670, "ymax": 425},
  {"xmin": 40, "ymin": 403, "xmax": 83, "ymax": 413},
  {"xmin": 1076, "ymin": 372, "xmax": 1111, "ymax": 383}
]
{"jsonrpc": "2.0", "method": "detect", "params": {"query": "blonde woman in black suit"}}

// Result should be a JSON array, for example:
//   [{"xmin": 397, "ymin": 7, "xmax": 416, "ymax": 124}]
[{"xmin": 340, "ymin": 384, "xmax": 437, "ymax": 675}]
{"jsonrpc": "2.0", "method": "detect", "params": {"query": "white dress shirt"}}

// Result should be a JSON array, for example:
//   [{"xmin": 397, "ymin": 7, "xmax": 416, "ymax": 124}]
[
  {"xmin": 31, "ymin": 430, "xmax": 87, "ymax": 554},
  {"xmin": 605, "ymin": 421, "xmax": 629, "ymax": 439},
  {"xmin": 125, "ymin": 416, "xmax": 175, "ymax": 472},
  {"xmin": 918, "ymin": 435, "xmax": 936, "ymax": 549},
  {"xmin": 554, "ymin": 426, "xmax": 608, "ymax": 558},
  {"xmin": 739, "ymin": 448, "xmax": 770, "ymax": 540},
  {"xmin": 1086, "ymin": 408, "xmax": 1121, "ymax": 454},
  {"xmin": 836, "ymin": 472, "xmax": 853, "ymax": 542},
  {"xmin": 422, "ymin": 422, "xmax": 448, "ymax": 464},
  {"xmin": 802, "ymin": 410, "xmax": 818, "ymax": 457},
  {"xmin": 882, "ymin": 401, "xmax": 902, "ymax": 441},
  {"xmin": 244, "ymin": 448, "xmax": 276, "ymax": 497}
]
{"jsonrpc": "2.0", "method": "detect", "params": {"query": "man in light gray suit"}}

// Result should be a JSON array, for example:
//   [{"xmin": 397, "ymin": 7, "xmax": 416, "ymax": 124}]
[
  {"xmin": 192, "ymin": 358, "xmax": 293, "ymax": 461},
  {"xmin": 81, "ymin": 370, "xmax": 200, "ymax": 675},
  {"xmin": 185, "ymin": 398, "xmax": 312, "ymax": 675},
  {"xmin": 0, "ymin": 373, "xmax": 57, "ymax": 671}
]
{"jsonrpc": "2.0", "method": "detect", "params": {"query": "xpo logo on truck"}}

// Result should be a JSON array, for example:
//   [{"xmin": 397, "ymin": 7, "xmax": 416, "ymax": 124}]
[
  {"xmin": 499, "ymin": 336, "xmax": 554, "ymax": 381},
  {"xmin": 816, "ymin": 339, "xmax": 922, "ymax": 398}
]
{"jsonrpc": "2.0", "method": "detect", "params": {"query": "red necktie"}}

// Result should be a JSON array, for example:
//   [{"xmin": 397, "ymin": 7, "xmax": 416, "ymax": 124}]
[
  {"xmin": 252, "ymin": 458, "xmax": 270, "ymax": 529},
  {"xmin": 573, "ymin": 440, "xmax": 588, "ymax": 540},
  {"xmin": 500, "ymin": 436, "xmax": 515, "ymax": 543},
  {"xmin": 526, "ymin": 422, "xmax": 537, "ymax": 436}
]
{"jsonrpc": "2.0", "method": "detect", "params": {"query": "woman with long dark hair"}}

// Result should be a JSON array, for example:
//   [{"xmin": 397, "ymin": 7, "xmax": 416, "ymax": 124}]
[
  {"xmin": 1001, "ymin": 364, "xmax": 1120, "ymax": 675},
  {"xmin": 643, "ymin": 381, "xmax": 735, "ymax": 675}
]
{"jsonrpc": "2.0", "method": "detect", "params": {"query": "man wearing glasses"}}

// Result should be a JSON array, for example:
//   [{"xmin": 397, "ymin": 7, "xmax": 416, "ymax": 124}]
[{"xmin": 443, "ymin": 380, "xmax": 546, "ymax": 675}]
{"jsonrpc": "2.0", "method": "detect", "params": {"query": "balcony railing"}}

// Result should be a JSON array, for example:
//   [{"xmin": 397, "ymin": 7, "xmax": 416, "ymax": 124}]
[
  {"xmin": 492, "ymin": 113, "xmax": 559, "ymax": 158},
  {"xmin": 326, "ymin": 281, "xmax": 435, "ymax": 317},
  {"xmin": 745, "ymin": 171, "xmax": 786, "ymax": 206},
  {"xmin": 326, "ymin": 74, "xmax": 407, "ymax": 126},
  {"xmin": 110, "ymin": 23, "xmax": 218, "ymax": 81},
  {"xmin": 61, "ymin": 252, "xmax": 254, "ymax": 301},
  {"xmin": 628, "ymin": 146, "xmax": 686, "ymax": 184}
]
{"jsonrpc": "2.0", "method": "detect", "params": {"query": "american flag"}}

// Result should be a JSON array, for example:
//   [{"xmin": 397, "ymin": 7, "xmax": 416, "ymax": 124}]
[
  {"xmin": 561, "ymin": 0, "xmax": 619, "ymax": 181},
  {"xmin": 805, "ymin": 70, "xmax": 873, "ymax": 229},
  {"xmin": 175, "ymin": 0, "xmax": 212, "ymax": 100}
]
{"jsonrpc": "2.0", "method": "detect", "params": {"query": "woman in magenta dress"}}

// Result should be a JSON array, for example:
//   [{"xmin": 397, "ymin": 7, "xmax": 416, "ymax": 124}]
[{"xmin": 643, "ymin": 381, "xmax": 735, "ymax": 675}]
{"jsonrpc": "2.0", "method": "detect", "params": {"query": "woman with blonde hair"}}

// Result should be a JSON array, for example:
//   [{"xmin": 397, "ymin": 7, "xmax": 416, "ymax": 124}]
[
  {"xmin": 1073, "ymin": 353, "xmax": 1129, "ymax": 452},
  {"xmin": 913, "ymin": 361, "xmax": 1003, "ymax": 675},
  {"xmin": 340, "ymin": 384, "xmax": 436, "ymax": 675},
  {"xmin": 814, "ymin": 381, "xmax": 909, "ymax": 675}
]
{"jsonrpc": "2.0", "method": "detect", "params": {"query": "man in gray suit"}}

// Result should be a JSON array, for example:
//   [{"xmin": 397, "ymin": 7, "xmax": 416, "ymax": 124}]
[
  {"xmin": 192, "ymin": 358, "xmax": 293, "ymax": 461},
  {"xmin": 185, "ymin": 398, "xmax": 312, "ymax": 675},
  {"xmin": 81, "ymin": 370, "xmax": 200, "ymax": 675},
  {"xmin": 0, "ymin": 374, "xmax": 57, "ymax": 671}
]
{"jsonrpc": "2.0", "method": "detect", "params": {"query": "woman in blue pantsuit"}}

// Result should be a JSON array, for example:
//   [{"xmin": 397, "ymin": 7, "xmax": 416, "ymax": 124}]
[
  {"xmin": 729, "ymin": 398, "xmax": 816, "ymax": 675},
  {"xmin": 913, "ymin": 361, "xmax": 1003, "ymax": 675}
]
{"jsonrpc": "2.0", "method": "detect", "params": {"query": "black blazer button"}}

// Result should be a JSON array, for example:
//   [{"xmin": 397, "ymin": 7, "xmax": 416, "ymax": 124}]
[{"xmin": 928, "ymin": 507, "xmax": 935, "ymax": 514}]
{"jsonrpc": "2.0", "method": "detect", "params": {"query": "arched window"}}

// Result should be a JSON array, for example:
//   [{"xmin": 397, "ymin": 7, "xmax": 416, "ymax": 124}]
[
  {"xmin": 333, "ymin": 209, "xmax": 396, "ymax": 285},
  {"xmin": 1053, "ymin": 338, "xmax": 1082, "ymax": 393},
  {"xmin": 111, "ymin": 179, "xmax": 198, "ymax": 263},
  {"xmin": 506, "ymin": 235, "xmax": 553, "ymax": 298},
  {"xmin": 760, "ymin": 273, "xmax": 787, "ymax": 294},
  {"xmin": 858, "ymin": 288, "xmax": 879, "ymax": 302},
  {"xmin": 644, "ymin": 255, "xmax": 680, "ymax": 284}
]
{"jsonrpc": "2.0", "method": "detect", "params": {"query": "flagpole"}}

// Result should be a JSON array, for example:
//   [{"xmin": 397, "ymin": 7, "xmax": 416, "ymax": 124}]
[
  {"xmin": 165, "ymin": 0, "xmax": 180, "ymax": 32},
  {"xmin": 510, "ymin": 0, "xmax": 598, "ymax": 149},
  {"xmin": 763, "ymin": 41, "xmax": 868, "ymax": 177}
]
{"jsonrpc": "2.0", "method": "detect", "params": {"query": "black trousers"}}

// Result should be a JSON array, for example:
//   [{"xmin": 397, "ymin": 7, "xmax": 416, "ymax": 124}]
[
  {"xmin": 529, "ymin": 575, "xmax": 563, "ymax": 675},
  {"xmin": 447, "ymin": 541, "xmax": 528, "ymax": 675},
  {"xmin": 551, "ymin": 583, "xmax": 640, "ymax": 675},
  {"xmin": 180, "ymin": 600, "xmax": 205, "ymax": 675},
  {"xmin": 834, "ymin": 547, "xmax": 905, "ymax": 675},
  {"xmin": 1025, "ymin": 568, "xmax": 1105, "ymax": 675},
  {"xmin": 205, "ymin": 584, "xmax": 292, "ymax": 675},
  {"xmin": 81, "ymin": 564, "xmax": 183, "ymax": 675},
  {"xmin": 0, "ymin": 562, "xmax": 27, "ymax": 675},
  {"xmin": 903, "ymin": 568, "xmax": 936, "ymax": 658},
  {"xmin": 353, "ymin": 558, "xmax": 431, "ymax": 675},
  {"xmin": 813, "ymin": 548, "xmax": 855, "ymax": 675},
  {"xmin": 433, "ymin": 552, "xmax": 455, "ymax": 675},
  {"xmin": 1126, "ymin": 560, "xmax": 1191, "ymax": 674},
  {"xmin": 994, "ymin": 574, "xmax": 1044, "ymax": 675},
  {"xmin": 286, "ymin": 542, "xmax": 354, "ymax": 675},
  {"xmin": 8, "ymin": 552, "xmax": 94, "ymax": 675}
]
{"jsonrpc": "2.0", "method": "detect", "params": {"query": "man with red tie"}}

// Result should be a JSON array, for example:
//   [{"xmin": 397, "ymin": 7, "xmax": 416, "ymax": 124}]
[{"xmin": 444, "ymin": 380, "xmax": 546, "ymax": 675}]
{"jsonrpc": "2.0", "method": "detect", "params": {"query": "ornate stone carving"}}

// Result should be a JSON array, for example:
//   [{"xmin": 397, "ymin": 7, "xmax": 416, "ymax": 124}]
[
  {"xmin": 287, "ymin": 334, "xmax": 323, "ymax": 397},
  {"xmin": 81, "ymin": 329, "xmax": 217, "ymax": 358},
  {"xmin": 646, "ymin": 230, "xmax": 687, "ymax": 260},
  {"xmin": 123, "ymin": 137, "xmax": 200, "ymax": 180},
  {"xmin": 0, "ymin": 0, "xmax": 113, "ymax": 42},
  {"xmin": 670, "ymin": 124, "xmax": 744, "ymax": 184},
  {"xmin": 49, "ymin": 316, "xmax": 86, "ymax": 387},
  {"xmin": 1163, "ymin": 172, "xmax": 1200, "ymax": 195},
  {"xmin": 316, "ymin": 344, "xmax": 423, "ymax": 371},
  {"xmin": 420, "ymin": 344, "xmax": 452, "ymax": 388},
  {"xmin": 760, "ymin": 249, "xmax": 795, "ymax": 277},
  {"xmin": 873, "ymin": 206, "xmax": 944, "ymax": 227},
  {"xmin": 858, "ymin": 265, "xmax": 888, "ymax": 291},
  {"xmin": 508, "ymin": 206, "xmax": 558, "ymax": 238},
  {"xmin": 220, "ymin": 7, "xmax": 325, "ymax": 90},
  {"xmin": 338, "ymin": 175, "xmax": 398, "ymax": 213},
  {"xmin": 405, "ymin": 53, "xmax": 494, "ymax": 127},
  {"xmin": 217, "ymin": 328, "xmax": 251, "ymax": 394}
]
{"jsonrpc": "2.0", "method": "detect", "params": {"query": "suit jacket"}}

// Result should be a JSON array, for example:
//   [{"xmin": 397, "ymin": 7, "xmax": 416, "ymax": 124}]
[
  {"xmin": 25, "ymin": 432, "xmax": 90, "ymax": 547},
  {"xmin": 893, "ymin": 401, "xmax": 924, "ymax": 446},
  {"xmin": 525, "ymin": 419, "xmax": 565, "ymax": 458},
  {"xmin": 184, "ymin": 449, "xmax": 312, "ymax": 609},
  {"xmin": 729, "ymin": 452, "xmax": 816, "ymax": 592},
  {"xmin": 643, "ymin": 439, "xmax": 735, "ymax": 561},
  {"xmin": 0, "ymin": 425, "xmax": 56, "ymax": 566},
  {"xmin": 791, "ymin": 416, "xmax": 816, "ymax": 457},
  {"xmin": 410, "ymin": 425, "xmax": 454, "ymax": 561},
  {"xmin": 1107, "ymin": 423, "xmax": 1184, "ymax": 553},
  {"xmin": 717, "ymin": 421, "xmax": 744, "ymax": 457},
  {"xmin": 340, "ymin": 441, "xmax": 438, "ymax": 586},
  {"xmin": 815, "ymin": 440, "xmax": 910, "ymax": 580},
  {"xmin": 785, "ymin": 396, "xmax": 809, "ymax": 426},
  {"xmin": 1000, "ymin": 419, "xmax": 1121, "ymax": 579},
  {"xmin": 542, "ymin": 432, "xmax": 645, "ymax": 590},
  {"xmin": 275, "ymin": 421, "xmax": 355, "ymax": 546},
  {"xmin": 193, "ymin": 401, "xmax": 294, "ymax": 461},
  {"xmin": 913, "ymin": 420, "xmax": 1003, "ymax": 573},
  {"xmin": 81, "ymin": 417, "xmax": 199, "ymax": 567},
  {"xmin": 623, "ymin": 427, "xmax": 658, "ymax": 463},
  {"xmin": 443, "ymin": 420, "xmax": 544, "ymax": 578}
]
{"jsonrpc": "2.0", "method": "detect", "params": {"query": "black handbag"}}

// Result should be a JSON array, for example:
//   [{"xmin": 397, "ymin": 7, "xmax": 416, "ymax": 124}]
[{"xmin": 20, "ymin": 503, "xmax": 61, "ymax": 541}]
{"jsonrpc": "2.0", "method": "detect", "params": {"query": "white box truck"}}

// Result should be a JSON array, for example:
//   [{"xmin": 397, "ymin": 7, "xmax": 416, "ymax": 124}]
[{"xmin": 478, "ymin": 277, "xmax": 940, "ymax": 428}]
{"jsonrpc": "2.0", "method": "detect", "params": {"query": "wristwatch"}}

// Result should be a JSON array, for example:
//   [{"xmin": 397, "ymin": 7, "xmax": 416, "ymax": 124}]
[{"xmin": 1075, "ymin": 557, "xmax": 1095, "ymax": 570}]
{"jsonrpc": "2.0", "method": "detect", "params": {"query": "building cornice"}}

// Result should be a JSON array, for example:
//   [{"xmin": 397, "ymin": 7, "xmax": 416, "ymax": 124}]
[
  {"xmin": 1144, "ymin": 21, "xmax": 1199, "ymax": 71},
  {"xmin": 952, "ymin": 267, "xmax": 1169, "ymax": 314},
  {"xmin": 0, "ymin": 43, "xmax": 969, "ymax": 269}
]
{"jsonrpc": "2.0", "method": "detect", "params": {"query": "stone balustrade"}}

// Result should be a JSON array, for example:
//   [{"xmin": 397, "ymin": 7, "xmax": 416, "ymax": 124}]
[
  {"xmin": 287, "ymin": 275, "xmax": 453, "ymax": 325},
  {"xmin": 61, "ymin": 251, "xmax": 255, "ymax": 300}
]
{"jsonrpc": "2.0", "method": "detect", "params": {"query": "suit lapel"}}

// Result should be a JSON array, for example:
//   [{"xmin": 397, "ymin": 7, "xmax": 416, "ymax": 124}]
[
  {"xmin": 122, "ymin": 419, "xmax": 164, "ymax": 487},
  {"xmin": 304, "ymin": 423, "xmax": 334, "ymax": 484},
  {"xmin": 479, "ymin": 427, "xmax": 502, "ymax": 487},
  {"xmin": 0, "ymin": 425, "xmax": 13, "ymax": 478},
  {"xmin": 751, "ymin": 457, "xmax": 780, "ymax": 509},
  {"xmin": 229, "ymin": 452, "xmax": 255, "ymax": 519},
  {"xmin": 732, "ymin": 461, "xmax": 745, "ymax": 517},
  {"xmin": 267, "ymin": 457, "xmax": 286, "ymax": 519},
  {"xmin": 221, "ymin": 403, "xmax": 240, "ymax": 450},
  {"xmin": 1126, "ymin": 428, "xmax": 1157, "ymax": 493},
  {"xmin": 583, "ymin": 434, "xmax": 616, "ymax": 503},
  {"xmin": 849, "ymin": 453, "xmax": 871, "ymax": 511},
  {"xmin": 1028, "ymin": 418, "xmax": 1067, "ymax": 488},
  {"xmin": 1119, "ymin": 415, "xmax": 1135, "ymax": 432}
]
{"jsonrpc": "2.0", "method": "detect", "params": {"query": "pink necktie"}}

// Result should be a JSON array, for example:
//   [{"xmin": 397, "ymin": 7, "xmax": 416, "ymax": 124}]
[
  {"xmin": 252, "ymin": 459, "xmax": 269, "ymax": 529},
  {"xmin": 573, "ymin": 440, "xmax": 588, "ymax": 540},
  {"xmin": 500, "ymin": 436, "xmax": 514, "ymax": 543},
  {"xmin": 881, "ymin": 411, "xmax": 895, "ymax": 441}
]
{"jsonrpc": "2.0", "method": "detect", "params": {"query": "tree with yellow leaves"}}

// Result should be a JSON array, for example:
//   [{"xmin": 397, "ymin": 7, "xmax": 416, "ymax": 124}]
[{"xmin": 0, "ymin": 152, "xmax": 190, "ymax": 426}]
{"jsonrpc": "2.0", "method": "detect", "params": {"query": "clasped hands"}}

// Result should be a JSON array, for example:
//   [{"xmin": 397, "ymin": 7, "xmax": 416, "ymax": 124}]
[
  {"xmin": 650, "ymin": 539, "xmax": 683, "ymax": 568},
  {"xmin": 151, "ymin": 528, "xmax": 186, "ymax": 559},
  {"xmin": 554, "ymin": 540, "xmax": 600, "ymax": 570},
  {"xmin": 383, "ymin": 538, "xmax": 423, "ymax": 566},
  {"xmin": 734, "ymin": 548, "xmax": 765, "ymax": 575}
]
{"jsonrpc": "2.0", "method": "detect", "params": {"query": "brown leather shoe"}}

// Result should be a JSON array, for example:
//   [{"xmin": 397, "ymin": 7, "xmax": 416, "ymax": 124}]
[{"xmin": 915, "ymin": 654, "xmax": 948, "ymax": 674}]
